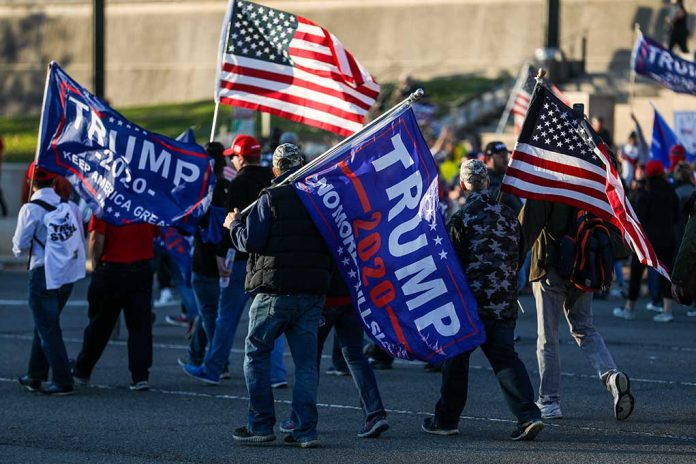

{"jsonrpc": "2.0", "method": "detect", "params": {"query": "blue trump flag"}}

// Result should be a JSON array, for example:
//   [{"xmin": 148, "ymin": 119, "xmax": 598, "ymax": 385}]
[
  {"xmin": 36, "ymin": 62, "xmax": 215, "ymax": 230},
  {"xmin": 292, "ymin": 106, "xmax": 486, "ymax": 364},
  {"xmin": 176, "ymin": 127, "xmax": 197, "ymax": 144},
  {"xmin": 651, "ymin": 107, "xmax": 693, "ymax": 164},
  {"xmin": 632, "ymin": 32, "xmax": 696, "ymax": 96}
]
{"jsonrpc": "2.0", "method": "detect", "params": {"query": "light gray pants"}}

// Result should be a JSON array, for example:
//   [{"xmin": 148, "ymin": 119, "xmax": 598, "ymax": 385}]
[{"xmin": 532, "ymin": 270, "xmax": 617, "ymax": 405}]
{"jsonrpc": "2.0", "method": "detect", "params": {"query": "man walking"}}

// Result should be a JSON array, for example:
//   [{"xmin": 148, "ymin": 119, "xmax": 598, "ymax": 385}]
[
  {"xmin": 423, "ymin": 160, "xmax": 543, "ymax": 441},
  {"xmin": 181, "ymin": 136, "xmax": 274, "ymax": 384},
  {"xmin": 519, "ymin": 198, "xmax": 635, "ymax": 421},
  {"xmin": 73, "ymin": 215, "xmax": 159, "ymax": 390},
  {"xmin": 226, "ymin": 143, "xmax": 331, "ymax": 448}
]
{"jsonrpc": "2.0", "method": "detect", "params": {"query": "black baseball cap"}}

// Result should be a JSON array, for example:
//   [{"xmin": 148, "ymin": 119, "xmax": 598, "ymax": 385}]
[{"xmin": 484, "ymin": 141, "xmax": 509, "ymax": 157}]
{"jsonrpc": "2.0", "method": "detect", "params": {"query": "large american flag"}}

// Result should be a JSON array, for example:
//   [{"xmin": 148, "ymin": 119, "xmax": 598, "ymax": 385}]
[
  {"xmin": 215, "ymin": 0, "xmax": 380, "ymax": 137},
  {"xmin": 502, "ymin": 85, "xmax": 670, "ymax": 279},
  {"xmin": 511, "ymin": 65, "xmax": 568, "ymax": 134}
]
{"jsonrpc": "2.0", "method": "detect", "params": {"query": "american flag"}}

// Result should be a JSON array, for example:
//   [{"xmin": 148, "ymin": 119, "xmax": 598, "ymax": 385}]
[
  {"xmin": 215, "ymin": 0, "xmax": 380, "ymax": 137},
  {"xmin": 511, "ymin": 65, "xmax": 568, "ymax": 134},
  {"xmin": 502, "ymin": 85, "xmax": 670, "ymax": 279}
]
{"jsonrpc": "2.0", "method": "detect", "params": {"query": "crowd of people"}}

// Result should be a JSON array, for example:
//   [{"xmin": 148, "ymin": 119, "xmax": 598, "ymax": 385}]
[{"xmin": 8, "ymin": 101, "xmax": 696, "ymax": 447}]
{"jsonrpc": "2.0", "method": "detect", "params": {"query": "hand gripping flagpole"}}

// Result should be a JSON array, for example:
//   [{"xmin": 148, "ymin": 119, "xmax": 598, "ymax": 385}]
[{"xmin": 235, "ymin": 88, "xmax": 426, "ymax": 218}]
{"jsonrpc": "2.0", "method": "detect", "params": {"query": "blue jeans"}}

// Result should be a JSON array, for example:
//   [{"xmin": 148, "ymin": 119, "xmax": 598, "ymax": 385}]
[
  {"xmin": 518, "ymin": 251, "xmax": 531, "ymax": 292},
  {"xmin": 318, "ymin": 305, "xmax": 385, "ymax": 419},
  {"xmin": 190, "ymin": 273, "xmax": 220, "ymax": 364},
  {"xmin": 201, "ymin": 261, "xmax": 248, "ymax": 379},
  {"xmin": 271, "ymin": 336, "xmax": 287, "ymax": 384},
  {"xmin": 27, "ymin": 267, "xmax": 74, "ymax": 387},
  {"xmin": 152, "ymin": 249, "xmax": 198, "ymax": 317},
  {"xmin": 434, "ymin": 318, "xmax": 540, "ymax": 426},
  {"xmin": 244, "ymin": 293, "xmax": 324, "ymax": 441}
]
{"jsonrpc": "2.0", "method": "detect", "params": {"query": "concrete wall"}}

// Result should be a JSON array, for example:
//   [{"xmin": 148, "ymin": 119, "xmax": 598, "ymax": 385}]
[{"xmin": 2, "ymin": 0, "xmax": 684, "ymax": 117}]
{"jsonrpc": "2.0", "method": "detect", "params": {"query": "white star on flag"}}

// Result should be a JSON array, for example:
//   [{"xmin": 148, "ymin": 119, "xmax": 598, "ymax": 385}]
[
  {"xmin": 439, "ymin": 250, "xmax": 448, "ymax": 260},
  {"xmin": 348, "ymin": 269, "xmax": 357, "ymax": 279},
  {"xmin": 434, "ymin": 236, "xmax": 443, "ymax": 246}
]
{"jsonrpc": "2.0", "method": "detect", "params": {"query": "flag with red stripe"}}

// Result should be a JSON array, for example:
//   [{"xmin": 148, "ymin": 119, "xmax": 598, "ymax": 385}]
[
  {"xmin": 511, "ymin": 64, "xmax": 569, "ymax": 134},
  {"xmin": 215, "ymin": 0, "xmax": 380, "ymax": 137},
  {"xmin": 502, "ymin": 84, "xmax": 670, "ymax": 279}
]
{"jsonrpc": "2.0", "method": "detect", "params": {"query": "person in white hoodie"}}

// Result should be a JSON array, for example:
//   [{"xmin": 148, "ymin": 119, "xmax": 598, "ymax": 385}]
[{"xmin": 12, "ymin": 163, "xmax": 85, "ymax": 396}]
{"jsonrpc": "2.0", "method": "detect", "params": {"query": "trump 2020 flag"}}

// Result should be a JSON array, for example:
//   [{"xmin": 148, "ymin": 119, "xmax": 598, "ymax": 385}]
[
  {"xmin": 216, "ymin": 0, "xmax": 380, "ymax": 137},
  {"xmin": 36, "ymin": 62, "xmax": 215, "ymax": 230},
  {"xmin": 631, "ymin": 32, "xmax": 696, "ymax": 96},
  {"xmin": 651, "ymin": 107, "xmax": 694, "ymax": 165},
  {"xmin": 292, "ymin": 106, "xmax": 486, "ymax": 364}
]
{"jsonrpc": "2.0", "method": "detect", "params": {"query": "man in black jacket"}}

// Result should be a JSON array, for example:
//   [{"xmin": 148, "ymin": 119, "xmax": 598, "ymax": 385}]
[
  {"xmin": 181, "ymin": 136, "xmax": 274, "ymax": 385},
  {"xmin": 227, "ymin": 143, "xmax": 331, "ymax": 448}
]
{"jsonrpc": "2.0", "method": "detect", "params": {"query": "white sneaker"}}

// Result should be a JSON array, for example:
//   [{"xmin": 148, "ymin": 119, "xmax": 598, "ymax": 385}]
[
  {"xmin": 687, "ymin": 309, "xmax": 696, "ymax": 317},
  {"xmin": 612, "ymin": 307, "xmax": 636, "ymax": 320},
  {"xmin": 609, "ymin": 288, "xmax": 623, "ymax": 298},
  {"xmin": 645, "ymin": 302, "xmax": 663, "ymax": 313},
  {"xmin": 155, "ymin": 288, "xmax": 174, "ymax": 306},
  {"xmin": 653, "ymin": 312, "xmax": 673, "ymax": 322},
  {"xmin": 606, "ymin": 371, "xmax": 634, "ymax": 421},
  {"xmin": 536, "ymin": 401, "xmax": 562, "ymax": 419}
]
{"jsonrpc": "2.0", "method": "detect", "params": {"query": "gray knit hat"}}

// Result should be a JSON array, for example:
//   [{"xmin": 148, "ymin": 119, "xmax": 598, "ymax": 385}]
[
  {"xmin": 272, "ymin": 143, "xmax": 303, "ymax": 172},
  {"xmin": 460, "ymin": 159, "xmax": 489, "ymax": 184}
]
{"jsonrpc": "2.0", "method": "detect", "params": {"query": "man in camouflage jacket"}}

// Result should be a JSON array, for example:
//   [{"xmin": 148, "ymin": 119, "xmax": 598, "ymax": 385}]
[{"xmin": 423, "ymin": 160, "xmax": 543, "ymax": 441}]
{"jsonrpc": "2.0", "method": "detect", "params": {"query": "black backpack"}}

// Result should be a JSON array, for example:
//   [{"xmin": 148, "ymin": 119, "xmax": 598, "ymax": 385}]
[{"xmin": 557, "ymin": 210, "xmax": 614, "ymax": 292}]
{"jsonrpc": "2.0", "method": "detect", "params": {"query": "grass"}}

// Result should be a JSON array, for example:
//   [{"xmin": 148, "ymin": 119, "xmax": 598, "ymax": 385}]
[{"xmin": 0, "ymin": 74, "xmax": 501, "ymax": 163}]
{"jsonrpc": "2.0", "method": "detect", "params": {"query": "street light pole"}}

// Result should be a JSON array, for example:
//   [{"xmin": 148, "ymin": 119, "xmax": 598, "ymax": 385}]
[
  {"xmin": 546, "ymin": 0, "xmax": 560, "ymax": 49},
  {"xmin": 93, "ymin": 0, "xmax": 105, "ymax": 98}
]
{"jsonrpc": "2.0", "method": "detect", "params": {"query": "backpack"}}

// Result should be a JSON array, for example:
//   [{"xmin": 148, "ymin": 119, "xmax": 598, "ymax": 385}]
[
  {"xmin": 557, "ymin": 210, "xmax": 614, "ymax": 292},
  {"xmin": 31, "ymin": 199, "xmax": 86, "ymax": 290}
]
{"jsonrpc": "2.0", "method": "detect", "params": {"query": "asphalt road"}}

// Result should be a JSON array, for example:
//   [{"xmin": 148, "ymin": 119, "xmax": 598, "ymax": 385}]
[{"xmin": 1, "ymin": 270, "xmax": 695, "ymax": 464}]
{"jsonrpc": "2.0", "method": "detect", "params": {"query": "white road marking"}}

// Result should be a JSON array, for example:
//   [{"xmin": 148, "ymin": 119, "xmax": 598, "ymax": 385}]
[
  {"xmin": 0, "ymin": 376, "xmax": 692, "ymax": 442},
  {"xmin": 2, "ymin": 333, "xmax": 695, "ymax": 388}
]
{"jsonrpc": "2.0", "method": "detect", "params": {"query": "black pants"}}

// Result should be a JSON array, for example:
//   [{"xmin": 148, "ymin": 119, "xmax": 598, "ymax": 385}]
[
  {"xmin": 434, "ymin": 319, "xmax": 540, "ymax": 427},
  {"xmin": 75, "ymin": 261, "xmax": 153, "ymax": 382},
  {"xmin": 627, "ymin": 248, "xmax": 674, "ymax": 301},
  {"xmin": 669, "ymin": 32, "xmax": 689, "ymax": 54}
]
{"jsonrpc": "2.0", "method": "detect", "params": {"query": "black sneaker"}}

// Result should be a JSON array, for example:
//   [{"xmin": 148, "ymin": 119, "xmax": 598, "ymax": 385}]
[
  {"xmin": 283, "ymin": 434, "xmax": 320, "ymax": 448},
  {"xmin": 232, "ymin": 426, "xmax": 276, "ymax": 444},
  {"xmin": 40, "ymin": 383, "xmax": 74, "ymax": 396},
  {"xmin": 421, "ymin": 417, "xmax": 459, "ymax": 436},
  {"xmin": 369, "ymin": 359, "xmax": 393, "ymax": 370},
  {"xmin": 357, "ymin": 414, "xmax": 389, "ymax": 438},
  {"xmin": 423, "ymin": 363, "xmax": 442, "ymax": 373},
  {"xmin": 607, "ymin": 371, "xmax": 635, "ymax": 421},
  {"xmin": 18, "ymin": 375, "xmax": 41, "ymax": 392},
  {"xmin": 510, "ymin": 420, "xmax": 544, "ymax": 441}
]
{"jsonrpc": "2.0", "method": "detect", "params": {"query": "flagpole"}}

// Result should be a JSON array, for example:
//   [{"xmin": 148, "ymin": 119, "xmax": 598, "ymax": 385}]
[
  {"xmin": 211, "ymin": 3, "xmax": 234, "ymax": 143},
  {"xmin": 209, "ymin": 101, "xmax": 220, "ymax": 143},
  {"xmin": 27, "ymin": 62, "xmax": 54, "ymax": 269},
  {"xmin": 236, "ymin": 88, "xmax": 425, "ymax": 217},
  {"xmin": 497, "ymin": 68, "xmax": 546, "ymax": 204},
  {"xmin": 628, "ymin": 23, "xmax": 640, "ymax": 110}
]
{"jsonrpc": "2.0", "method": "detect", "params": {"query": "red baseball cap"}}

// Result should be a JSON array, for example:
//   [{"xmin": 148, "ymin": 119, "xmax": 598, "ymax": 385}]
[
  {"xmin": 224, "ymin": 134, "xmax": 261, "ymax": 160},
  {"xmin": 27, "ymin": 162, "xmax": 58, "ymax": 182},
  {"xmin": 645, "ymin": 159, "xmax": 665, "ymax": 178}
]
